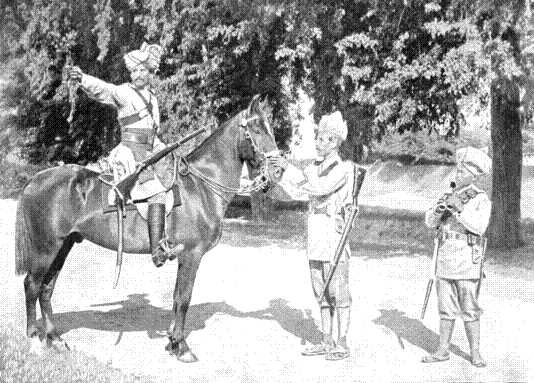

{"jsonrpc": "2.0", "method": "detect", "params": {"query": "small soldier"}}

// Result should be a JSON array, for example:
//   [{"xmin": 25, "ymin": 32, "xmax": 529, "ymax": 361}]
[
  {"xmin": 422, "ymin": 146, "xmax": 491, "ymax": 367},
  {"xmin": 271, "ymin": 111, "xmax": 355, "ymax": 361},
  {"xmin": 67, "ymin": 42, "xmax": 183, "ymax": 267}
]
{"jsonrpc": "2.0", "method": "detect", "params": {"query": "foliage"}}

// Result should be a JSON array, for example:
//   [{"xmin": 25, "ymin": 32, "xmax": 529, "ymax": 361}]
[{"xmin": 0, "ymin": 0, "xmax": 529, "ymax": 169}]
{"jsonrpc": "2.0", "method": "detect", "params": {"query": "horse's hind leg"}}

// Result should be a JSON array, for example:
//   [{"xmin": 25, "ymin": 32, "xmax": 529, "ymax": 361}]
[
  {"xmin": 39, "ymin": 235, "xmax": 76, "ymax": 351},
  {"xmin": 24, "ymin": 273, "xmax": 42, "ymax": 339}
]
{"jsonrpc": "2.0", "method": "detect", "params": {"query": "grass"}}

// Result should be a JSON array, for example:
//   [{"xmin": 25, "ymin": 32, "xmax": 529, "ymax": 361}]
[
  {"xmin": 225, "ymin": 204, "xmax": 534, "ymax": 271},
  {"xmin": 0, "ymin": 325, "xmax": 156, "ymax": 383}
]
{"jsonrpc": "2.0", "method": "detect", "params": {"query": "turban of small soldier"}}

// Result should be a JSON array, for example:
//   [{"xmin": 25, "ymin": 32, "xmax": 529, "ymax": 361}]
[
  {"xmin": 124, "ymin": 42, "xmax": 163, "ymax": 72},
  {"xmin": 317, "ymin": 111, "xmax": 348, "ymax": 141},
  {"xmin": 456, "ymin": 146, "xmax": 491, "ymax": 176}
]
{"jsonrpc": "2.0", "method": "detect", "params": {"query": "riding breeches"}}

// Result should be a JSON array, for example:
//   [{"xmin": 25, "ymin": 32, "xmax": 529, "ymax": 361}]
[
  {"xmin": 436, "ymin": 278, "xmax": 482, "ymax": 322},
  {"xmin": 309, "ymin": 260, "xmax": 351, "ymax": 309}
]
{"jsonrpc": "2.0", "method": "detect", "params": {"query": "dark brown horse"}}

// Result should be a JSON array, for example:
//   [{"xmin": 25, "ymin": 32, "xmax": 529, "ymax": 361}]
[{"xmin": 15, "ymin": 95, "xmax": 279, "ymax": 362}]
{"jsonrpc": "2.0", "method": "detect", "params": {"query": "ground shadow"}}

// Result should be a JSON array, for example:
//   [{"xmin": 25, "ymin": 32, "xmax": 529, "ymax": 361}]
[
  {"xmin": 53, "ymin": 294, "xmax": 321, "ymax": 345},
  {"xmin": 372, "ymin": 309, "xmax": 470, "ymax": 362}
]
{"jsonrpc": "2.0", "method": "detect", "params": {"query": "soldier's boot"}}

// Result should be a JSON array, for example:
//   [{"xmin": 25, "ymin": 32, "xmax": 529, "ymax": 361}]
[
  {"xmin": 422, "ymin": 319, "xmax": 454, "ymax": 363},
  {"xmin": 302, "ymin": 307, "xmax": 334, "ymax": 356},
  {"xmin": 326, "ymin": 307, "xmax": 350, "ymax": 361},
  {"xmin": 148, "ymin": 203, "xmax": 183, "ymax": 267},
  {"xmin": 465, "ymin": 320, "xmax": 486, "ymax": 368}
]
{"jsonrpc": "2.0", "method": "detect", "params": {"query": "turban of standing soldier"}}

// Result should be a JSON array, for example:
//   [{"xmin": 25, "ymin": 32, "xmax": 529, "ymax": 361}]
[
  {"xmin": 317, "ymin": 111, "xmax": 348, "ymax": 141},
  {"xmin": 456, "ymin": 146, "xmax": 491, "ymax": 176},
  {"xmin": 124, "ymin": 42, "xmax": 163, "ymax": 72}
]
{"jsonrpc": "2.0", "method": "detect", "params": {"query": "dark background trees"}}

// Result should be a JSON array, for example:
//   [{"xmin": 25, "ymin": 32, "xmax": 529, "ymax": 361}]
[{"xmin": 1, "ymin": 0, "xmax": 532, "ymax": 248}]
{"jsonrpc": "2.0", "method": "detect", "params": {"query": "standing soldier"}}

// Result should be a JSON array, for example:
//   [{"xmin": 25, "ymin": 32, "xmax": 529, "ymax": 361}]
[
  {"xmin": 271, "ymin": 111, "xmax": 355, "ymax": 361},
  {"xmin": 67, "ymin": 42, "xmax": 183, "ymax": 267},
  {"xmin": 422, "ymin": 146, "xmax": 491, "ymax": 368}
]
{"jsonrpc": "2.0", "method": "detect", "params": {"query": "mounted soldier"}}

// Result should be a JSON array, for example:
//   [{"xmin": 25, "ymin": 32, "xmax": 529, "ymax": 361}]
[
  {"xmin": 421, "ymin": 146, "xmax": 491, "ymax": 368},
  {"xmin": 271, "ymin": 111, "xmax": 362, "ymax": 361},
  {"xmin": 67, "ymin": 42, "xmax": 183, "ymax": 267}
]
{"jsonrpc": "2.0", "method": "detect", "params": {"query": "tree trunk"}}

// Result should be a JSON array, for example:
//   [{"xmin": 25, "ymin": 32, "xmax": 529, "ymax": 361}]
[{"xmin": 487, "ymin": 77, "xmax": 522, "ymax": 248}]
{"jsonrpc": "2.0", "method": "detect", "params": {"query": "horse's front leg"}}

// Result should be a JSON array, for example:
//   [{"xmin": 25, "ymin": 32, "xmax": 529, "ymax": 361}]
[{"xmin": 166, "ymin": 248, "xmax": 203, "ymax": 363}]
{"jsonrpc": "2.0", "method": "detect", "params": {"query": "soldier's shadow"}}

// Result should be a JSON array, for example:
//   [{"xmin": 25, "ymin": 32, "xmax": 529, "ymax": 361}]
[
  {"xmin": 53, "ymin": 294, "xmax": 322, "ymax": 345},
  {"xmin": 372, "ymin": 309, "xmax": 470, "ymax": 362}
]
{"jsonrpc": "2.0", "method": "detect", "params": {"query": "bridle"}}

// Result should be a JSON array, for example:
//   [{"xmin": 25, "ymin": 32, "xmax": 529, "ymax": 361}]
[{"xmin": 183, "ymin": 111, "xmax": 277, "ymax": 201}]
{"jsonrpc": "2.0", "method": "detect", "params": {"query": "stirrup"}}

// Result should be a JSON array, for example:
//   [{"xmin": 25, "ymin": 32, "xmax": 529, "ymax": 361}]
[{"xmin": 159, "ymin": 238, "xmax": 184, "ymax": 261}]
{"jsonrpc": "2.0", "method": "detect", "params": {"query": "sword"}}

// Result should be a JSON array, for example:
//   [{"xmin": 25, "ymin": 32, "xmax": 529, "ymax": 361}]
[
  {"xmin": 420, "ymin": 232, "xmax": 440, "ymax": 320},
  {"xmin": 476, "ymin": 237, "xmax": 487, "ymax": 299},
  {"xmin": 319, "ymin": 165, "xmax": 366, "ymax": 303}
]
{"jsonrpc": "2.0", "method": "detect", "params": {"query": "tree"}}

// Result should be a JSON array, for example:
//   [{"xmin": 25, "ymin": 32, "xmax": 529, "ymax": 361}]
[{"xmin": 478, "ymin": 0, "xmax": 533, "ymax": 248}]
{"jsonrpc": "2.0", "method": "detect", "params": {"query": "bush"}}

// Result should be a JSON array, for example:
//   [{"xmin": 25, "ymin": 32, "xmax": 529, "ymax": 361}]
[{"xmin": 370, "ymin": 128, "xmax": 489, "ymax": 165}]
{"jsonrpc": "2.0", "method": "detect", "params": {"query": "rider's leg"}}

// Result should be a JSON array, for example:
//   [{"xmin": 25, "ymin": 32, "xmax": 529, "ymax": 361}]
[{"xmin": 148, "ymin": 200, "xmax": 167, "ymax": 267}]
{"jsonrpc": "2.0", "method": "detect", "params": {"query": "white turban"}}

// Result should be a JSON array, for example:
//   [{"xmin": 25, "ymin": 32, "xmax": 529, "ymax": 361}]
[
  {"xmin": 124, "ymin": 42, "xmax": 163, "ymax": 72},
  {"xmin": 317, "ymin": 111, "xmax": 348, "ymax": 141},
  {"xmin": 456, "ymin": 146, "xmax": 491, "ymax": 175}
]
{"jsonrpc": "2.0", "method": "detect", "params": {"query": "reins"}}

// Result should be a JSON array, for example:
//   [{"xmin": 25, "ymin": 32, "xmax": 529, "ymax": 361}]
[{"xmin": 181, "ymin": 114, "xmax": 273, "ymax": 200}]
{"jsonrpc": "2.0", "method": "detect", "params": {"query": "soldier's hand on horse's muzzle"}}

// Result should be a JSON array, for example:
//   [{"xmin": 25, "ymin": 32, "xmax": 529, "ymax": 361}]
[{"xmin": 66, "ymin": 65, "xmax": 83, "ymax": 83}]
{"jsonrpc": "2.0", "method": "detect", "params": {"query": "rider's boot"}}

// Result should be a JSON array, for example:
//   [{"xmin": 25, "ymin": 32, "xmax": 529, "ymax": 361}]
[{"xmin": 148, "ymin": 203, "xmax": 183, "ymax": 267}]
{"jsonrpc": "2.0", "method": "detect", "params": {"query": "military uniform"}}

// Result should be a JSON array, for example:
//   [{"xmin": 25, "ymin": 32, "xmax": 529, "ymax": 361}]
[
  {"xmin": 425, "ymin": 183, "xmax": 490, "ymax": 322},
  {"xmin": 422, "ymin": 146, "xmax": 492, "ymax": 368},
  {"xmin": 71, "ymin": 42, "xmax": 182, "ymax": 267},
  {"xmin": 281, "ymin": 111, "xmax": 354, "ymax": 361},
  {"xmin": 80, "ymin": 74, "xmax": 167, "ymax": 187}
]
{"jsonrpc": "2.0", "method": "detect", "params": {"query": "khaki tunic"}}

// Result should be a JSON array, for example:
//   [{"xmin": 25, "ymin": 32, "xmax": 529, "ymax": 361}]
[
  {"xmin": 425, "ymin": 184, "xmax": 491, "ymax": 279},
  {"xmin": 80, "ymin": 74, "xmax": 169, "ymax": 192},
  {"xmin": 283, "ymin": 154, "xmax": 354, "ymax": 262}
]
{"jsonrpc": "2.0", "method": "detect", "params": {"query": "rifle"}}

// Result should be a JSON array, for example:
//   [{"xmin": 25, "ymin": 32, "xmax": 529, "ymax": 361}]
[
  {"xmin": 114, "ymin": 127, "xmax": 206, "ymax": 203},
  {"xmin": 319, "ymin": 165, "xmax": 366, "ymax": 303},
  {"xmin": 420, "ymin": 232, "xmax": 440, "ymax": 320}
]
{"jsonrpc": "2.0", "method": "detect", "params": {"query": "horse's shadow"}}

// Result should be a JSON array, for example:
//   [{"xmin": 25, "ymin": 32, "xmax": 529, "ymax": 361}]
[
  {"xmin": 53, "ymin": 294, "xmax": 322, "ymax": 345},
  {"xmin": 372, "ymin": 309, "xmax": 470, "ymax": 361}
]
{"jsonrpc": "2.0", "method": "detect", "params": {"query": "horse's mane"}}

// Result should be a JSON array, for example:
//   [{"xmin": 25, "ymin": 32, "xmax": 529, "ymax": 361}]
[{"xmin": 186, "ymin": 111, "xmax": 244, "ymax": 161}]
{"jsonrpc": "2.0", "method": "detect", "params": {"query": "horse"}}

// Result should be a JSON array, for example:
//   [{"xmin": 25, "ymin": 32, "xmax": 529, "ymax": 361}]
[{"xmin": 15, "ymin": 95, "xmax": 279, "ymax": 362}]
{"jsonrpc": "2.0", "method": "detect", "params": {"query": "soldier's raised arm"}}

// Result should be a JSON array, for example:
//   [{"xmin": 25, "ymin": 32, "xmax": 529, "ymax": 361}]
[
  {"xmin": 454, "ymin": 192, "xmax": 491, "ymax": 236},
  {"xmin": 68, "ymin": 66, "xmax": 125, "ymax": 108}
]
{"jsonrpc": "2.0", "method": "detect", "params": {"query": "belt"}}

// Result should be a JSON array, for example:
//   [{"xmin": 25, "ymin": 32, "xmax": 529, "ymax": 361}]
[
  {"xmin": 312, "ymin": 206, "xmax": 328, "ymax": 215},
  {"xmin": 442, "ymin": 231, "xmax": 484, "ymax": 246},
  {"xmin": 122, "ymin": 131, "xmax": 153, "ymax": 145}
]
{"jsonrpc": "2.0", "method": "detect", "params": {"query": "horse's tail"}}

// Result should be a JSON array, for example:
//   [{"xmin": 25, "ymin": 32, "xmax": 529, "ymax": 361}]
[{"xmin": 15, "ymin": 197, "xmax": 32, "ymax": 276}]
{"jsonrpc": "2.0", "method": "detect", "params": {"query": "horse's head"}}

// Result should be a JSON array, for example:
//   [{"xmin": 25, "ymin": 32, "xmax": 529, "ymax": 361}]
[{"xmin": 238, "ymin": 95, "xmax": 281, "ymax": 191}]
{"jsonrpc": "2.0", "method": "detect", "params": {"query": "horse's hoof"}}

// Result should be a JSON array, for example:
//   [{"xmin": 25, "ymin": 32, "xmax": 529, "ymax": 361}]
[
  {"xmin": 49, "ymin": 337, "xmax": 71, "ymax": 352},
  {"xmin": 28, "ymin": 337, "xmax": 43, "ymax": 355},
  {"xmin": 177, "ymin": 350, "xmax": 198, "ymax": 363}
]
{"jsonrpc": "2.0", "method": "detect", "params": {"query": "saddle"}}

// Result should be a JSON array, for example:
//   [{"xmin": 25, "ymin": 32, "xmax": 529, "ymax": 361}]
[
  {"xmin": 99, "ymin": 174, "xmax": 182, "ymax": 219},
  {"xmin": 97, "ymin": 152, "xmax": 182, "ymax": 219}
]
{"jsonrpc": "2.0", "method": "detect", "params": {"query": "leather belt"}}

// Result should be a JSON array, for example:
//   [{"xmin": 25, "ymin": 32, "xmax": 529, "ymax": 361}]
[
  {"xmin": 442, "ymin": 231, "xmax": 484, "ymax": 246},
  {"xmin": 122, "ymin": 131, "xmax": 152, "ymax": 145},
  {"xmin": 312, "ymin": 206, "xmax": 328, "ymax": 215}
]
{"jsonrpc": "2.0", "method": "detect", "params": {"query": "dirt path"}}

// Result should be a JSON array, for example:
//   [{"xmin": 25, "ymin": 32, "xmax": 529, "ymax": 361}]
[{"xmin": 1, "ymin": 198, "xmax": 533, "ymax": 382}]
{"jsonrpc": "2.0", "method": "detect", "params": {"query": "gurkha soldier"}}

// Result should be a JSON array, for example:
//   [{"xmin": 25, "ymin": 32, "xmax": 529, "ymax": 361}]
[
  {"xmin": 422, "ymin": 146, "xmax": 491, "ymax": 368},
  {"xmin": 273, "ymin": 111, "xmax": 354, "ymax": 361},
  {"xmin": 68, "ymin": 42, "xmax": 183, "ymax": 267}
]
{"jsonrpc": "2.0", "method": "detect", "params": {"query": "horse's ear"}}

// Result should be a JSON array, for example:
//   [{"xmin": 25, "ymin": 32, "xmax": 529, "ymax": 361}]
[
  {"xmin": 259, "ymin": 95, "xmax": 270, "ymax": 111},
  {"xmin": 248, "ymin": 94, "xmax": 262, "ymax": 115}
]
